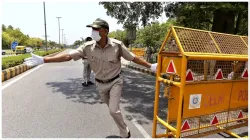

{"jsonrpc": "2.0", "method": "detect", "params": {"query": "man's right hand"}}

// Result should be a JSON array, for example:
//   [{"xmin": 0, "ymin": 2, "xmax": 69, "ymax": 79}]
[
  {"xmin": 150, "ymin": 63, "xmax": 158, "ymax": 72},
  {"xmin": 24, "ymin": 53, "xmax": 44, "ymax": 67}
]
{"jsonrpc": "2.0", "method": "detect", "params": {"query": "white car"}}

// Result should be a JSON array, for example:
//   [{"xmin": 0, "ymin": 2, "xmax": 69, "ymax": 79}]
[{"xmin": 25, "ymin": 47, "xmax": 33, "ymax": 53}]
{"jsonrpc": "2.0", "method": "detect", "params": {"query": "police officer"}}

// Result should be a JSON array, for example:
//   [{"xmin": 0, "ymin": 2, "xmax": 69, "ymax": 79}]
[
  {"xmin": 24, "ymin": 18, "xmax": 157, "ymax": 138},
  {"xmin": 82, "ymin": 37, "xmax": 94, "ymax": 86},
  {"xmin": 145, "ymin": 46, "xmax": 153, "ymax": 62}
]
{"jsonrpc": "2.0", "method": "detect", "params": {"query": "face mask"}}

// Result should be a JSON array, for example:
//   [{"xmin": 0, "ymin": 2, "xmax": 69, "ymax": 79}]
[{"xmin": 91, "ymin": 30, "xmax": 101, "ymax": 41}]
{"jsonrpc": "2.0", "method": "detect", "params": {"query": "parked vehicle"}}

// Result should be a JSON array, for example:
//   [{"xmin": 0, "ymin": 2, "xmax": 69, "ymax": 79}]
[
  {"xmin": 25, "ymin": 47, "xmax": 33, "ymax": 53},
  {"xmin": 2, "ymin": 50, "xmax": 6, "ymax": 55},
  {"xmin": 15, "ymin": 46, "xmax": 26, "ymax": 55}
]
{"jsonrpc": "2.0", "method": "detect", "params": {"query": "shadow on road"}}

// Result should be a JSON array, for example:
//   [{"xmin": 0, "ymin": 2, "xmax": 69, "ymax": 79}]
[
  {"xmin": 106, "ymin": 135, "xmax": 121, "ymax": 138},
  {"xmin": 46, "ymin": 67, "xmax": 168, "ymax": 125},
  {"xmin": 46, "ymin": 78, "xmax": 103, "ymax": 105}
]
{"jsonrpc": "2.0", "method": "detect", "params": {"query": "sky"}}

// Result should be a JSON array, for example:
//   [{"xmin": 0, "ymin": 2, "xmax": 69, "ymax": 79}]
[{"xmin": 1, "ymin": 0, "xmax": 168, "ymax": 45}]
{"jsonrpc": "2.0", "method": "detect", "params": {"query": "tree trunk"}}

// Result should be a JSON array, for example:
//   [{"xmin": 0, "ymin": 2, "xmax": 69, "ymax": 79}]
[
  {"xmin": 212, "ymin": 9, "xmax": 235, "ymax": 33},
  {"xmin": 234, "ymin": 11, "xmax": 242, "ymax": 34}
]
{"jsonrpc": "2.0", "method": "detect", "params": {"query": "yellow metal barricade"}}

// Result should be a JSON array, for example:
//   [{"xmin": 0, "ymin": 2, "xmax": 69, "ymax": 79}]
[
  {"xmin": 131, "ymin": 48, "xmax": 145, "ymax": 58},
  {"xmin": 152, "ymin": 26, "xmax": 248, "ymax": 138}
]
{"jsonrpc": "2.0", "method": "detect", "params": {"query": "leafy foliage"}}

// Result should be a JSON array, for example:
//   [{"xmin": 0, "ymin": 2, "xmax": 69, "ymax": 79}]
[
  {"xmin": 2, "ymin": 49, "xmax": 64, "ymax": 70},
  {"xmin": 2, "ymin": 24, "xmax": 60, "ymax": 49},
  {"xmin": 99, "ymin": 2, "xmax": 164, "ymax": 28},
  {"xmin": 164, "ymin": 2, "xmax": 248, "ymax": 34},
  {"xmin": 100, "ymin": 2, "xmax": 247, "ymax": 35}
]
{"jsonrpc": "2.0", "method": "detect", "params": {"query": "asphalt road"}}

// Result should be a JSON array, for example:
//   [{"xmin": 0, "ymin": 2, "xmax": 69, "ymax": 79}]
[{"xmin": 2, "ymin": 49, "xmax": 248, "ymax": 138}]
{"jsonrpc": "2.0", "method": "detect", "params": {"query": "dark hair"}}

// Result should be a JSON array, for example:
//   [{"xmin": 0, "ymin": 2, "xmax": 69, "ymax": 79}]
[{"xmin": 85, "ymin": 37, "xmax": 92, "ymax": 42}]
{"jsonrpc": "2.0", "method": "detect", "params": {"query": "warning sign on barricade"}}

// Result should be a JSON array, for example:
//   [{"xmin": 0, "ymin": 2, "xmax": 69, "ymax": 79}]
[
  {"xmin": 166, "ymin": 60, "xmax": 176, "ymax": 74},
  {"xmin": 241, "ymin": 68, "xmax": 248, "ymax": 79},
  {"xmin": 211, "ymin": 115, "xmax": 219, "ymax": 125},
  {"xmin": 237, "ymin": 111, "xmax": 243, "ymax": 119},
  {"xmin": 186, "ymin": 69, "xmax": 194, "ymax": 82},
  {"xmin": 181, "ymin": 120, "xmax": 190, "ymax": 131},
  {"xmin": 215, "ymin": 69, "xmax": 223, "ymax": 80}
]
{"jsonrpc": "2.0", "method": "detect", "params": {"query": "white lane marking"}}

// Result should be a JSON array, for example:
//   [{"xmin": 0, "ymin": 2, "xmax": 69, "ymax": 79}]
[
  {"xmin": 131, "ymin": 116, "xmax": 151, "ymax": 138},
  {"xmin": 2, "ymin": 64, "xmax": 44, "ymax": 90}
]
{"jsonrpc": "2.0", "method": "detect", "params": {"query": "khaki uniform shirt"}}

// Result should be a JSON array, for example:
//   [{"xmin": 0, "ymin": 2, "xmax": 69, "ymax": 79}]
[{"xmin": 69, "ymin": 38, "xmax": 135, "ymax": 80}]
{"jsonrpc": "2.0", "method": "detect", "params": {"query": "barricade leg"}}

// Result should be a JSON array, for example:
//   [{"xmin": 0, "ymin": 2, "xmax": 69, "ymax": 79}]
[{"xmin": 175, "ymin": 56, "xmax": 187, "ymax": 138}]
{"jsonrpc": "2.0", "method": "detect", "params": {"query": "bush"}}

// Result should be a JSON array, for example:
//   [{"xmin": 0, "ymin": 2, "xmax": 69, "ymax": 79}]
[{"xmin": 2, "ymin": 49, "xmax": 65, "ymax": 70}]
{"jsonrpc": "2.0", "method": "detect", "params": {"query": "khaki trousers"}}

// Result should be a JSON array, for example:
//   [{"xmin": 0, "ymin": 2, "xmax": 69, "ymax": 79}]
[
  {"xmin": 95, "ymin": 75, "xmax": 128, "ymax": 137},
  {"xmin": 82, "ymin": 59, "xmax": 91, "ymax": 83}
]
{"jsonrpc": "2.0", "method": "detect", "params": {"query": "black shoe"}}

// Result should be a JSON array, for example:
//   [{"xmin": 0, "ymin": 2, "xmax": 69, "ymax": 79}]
[
  {"xmin": 87, "ymin": 81, "xmax": 94, "ymax": 85},
  {"xmin": 127, "ymin": 131, "xmax": 131, "ymax": 138},
  {"xmin": 119, "ymin": 131, "xmax": 131, "ymax": 138},
  {"xmin": 82, "ymin": 82, "xmax": 88, "ymax": 87}
]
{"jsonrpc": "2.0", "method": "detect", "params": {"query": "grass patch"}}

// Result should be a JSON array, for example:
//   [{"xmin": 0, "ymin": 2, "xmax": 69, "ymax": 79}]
[{"xmin": 2, "ymin": 49, "xmax": 65, "ymax": 70}]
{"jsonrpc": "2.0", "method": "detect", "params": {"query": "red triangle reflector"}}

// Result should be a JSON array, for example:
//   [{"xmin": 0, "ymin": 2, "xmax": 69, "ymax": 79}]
[
  {"xmin": 238, "ymin": 111, "xmax": 243, "ymax": 119},
  {"xmin": 181, "ymin": 120, "xmax": 190, "ymax": 131},
  {"xmin": 215, "ymin": 69, "xmax": 223, "ymax": 80},
  {"xmin": 166, "ymin": 60, "xmax": 176, "ymax": 74},
  {"xmin": 241, "ymin": 68, "xmax": 248, "ymax": 79},
  {"xmin": 211, "ymin": 115, "xmax": 219, "ymax": 125},
  {"xmin": 186, "ymin": 69, "xmax": 194, "ymax": 81}
]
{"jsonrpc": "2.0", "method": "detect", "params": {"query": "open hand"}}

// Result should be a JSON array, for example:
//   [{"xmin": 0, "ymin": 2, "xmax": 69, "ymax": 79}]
[
  {"xmin": 150, "ymin": 63, "xmax": 158, "ymax": 72},
  {"xmin": 23, "ymin": 53, "xmax": 44, "ymax": 67}
]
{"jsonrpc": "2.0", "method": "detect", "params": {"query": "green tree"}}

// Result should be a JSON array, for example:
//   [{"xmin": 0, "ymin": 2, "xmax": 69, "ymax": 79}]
[
  {"xmin": 100, "ymin": 2, "xmax": 164, "ymax": 27},
  {"xmin": 100, "ymin": 2, "xmax": 166, "ymax": 46},
  {"xmin": 2, "ymin": 24, "xmax": 6, "ymax": 32},
  {"xmin": 5, "ymin": 28, "xmax": 29, "ymax": 45},
  {"xmin": 164, "ymin": 2, "xmax": 248, "ymax": 34},
  {"xmin": 73, "ymin": 40, "xmax": 83, "ymax": 47},
  {"xmin": 108, "ymin": 30, "xmax": 127, "ymax": 41},
  {"xmin": 2, "ymin": 32, "xmax": 14, "ymax": 49},
  {"xmin": 7, "ymin": 25, "xmax": 14, "ymax": 30},
  {"xmin": 48, "ymin": 40, "xmax": 57, "ymax": 47}
]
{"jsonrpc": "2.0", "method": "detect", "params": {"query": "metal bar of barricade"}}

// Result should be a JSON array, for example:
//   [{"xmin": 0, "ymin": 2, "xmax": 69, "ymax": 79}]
[
  {"xmin": 175, "ymin": 56, "xmax": 188, "ymax": 137},
  {"xmin": 184, "ymin": 52, "xmax": 248, "ymax": 57},
  {"xmin": 171, "ymin": 26, "xmax": 185, "ymax": 53},
  {"xmin": 159, "ymin": 29, "xmax": 171, "ymax": 53},
  {"xmin": 158, "ymin": 77, "xmax": 181, "ymax": 87},
  {"xmin": 156, "ymin": 116, "xmax": 177, "ymax": 134},
  {"xmin": 152, "ymin": 53, "xmax": 163, "ymax": 137},
  {"xmin": 240, "ymin": 36, "xmax": 248, "ymax": 48},
  {"xmin": 185, "ymin": 54, "xmax": 248, "ymax": 61}
]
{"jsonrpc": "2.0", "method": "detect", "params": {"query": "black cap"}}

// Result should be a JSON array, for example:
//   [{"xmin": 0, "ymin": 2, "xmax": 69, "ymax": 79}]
[
  {"xmin": 86, "ymin": 18, "xmax": 109, "ymax": 30},
  {"xmin": 85, "ymin": 37, "xmax": 92, "ymax": 42}
]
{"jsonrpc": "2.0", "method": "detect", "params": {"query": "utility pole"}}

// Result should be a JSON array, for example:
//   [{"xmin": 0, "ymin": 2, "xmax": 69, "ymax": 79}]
[
  {"xmin": 63, "ymin": 34, "xmax": 66, "ymax": 47},
  {"xmin": 61, "ymin": 29, "xmax": 64, "ymax": 45},
  {"xmin": 56, "ymin": 17, "xmax": 62, "ymax": 46},
  {"xmin": 43, "ymin": 2, "xmax": 48, "ymax": 51}
]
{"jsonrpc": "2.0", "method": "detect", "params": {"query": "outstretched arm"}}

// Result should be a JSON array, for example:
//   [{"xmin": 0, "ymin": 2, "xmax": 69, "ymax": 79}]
[
  {"xmin": 118, "ymin": 42, "xmax": 158, "ymax": 72},
  {"xmin": 24, "ymin": 45, "xmax": 85, "ymax": 66},
  {"xmin": 132, "ymin": 56, "xmax": 158, "ymax": 72},
  {"xmin": 44, "ymin": 53, "xmax": 72, "ymax": 63},
  {"xmin": 132, "ymin": 56, "xmax": 151, "ymax": 68},
  {"xmin": 23, "ymin": 52, "xmax": 73, "ymax": 66}
]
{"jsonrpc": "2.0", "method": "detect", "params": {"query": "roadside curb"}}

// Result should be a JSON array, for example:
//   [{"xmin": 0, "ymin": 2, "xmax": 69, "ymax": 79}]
[
  {"xmin": 122, "ymin": 63, "xmax": 156, "ymax": 76},
  {"xmin": 4, "ymin": 53, "xmax": 16, "ymax": 55},
  {"xmin": 2, "ymin": 50, "xmax": 64, "ymax": 82}
]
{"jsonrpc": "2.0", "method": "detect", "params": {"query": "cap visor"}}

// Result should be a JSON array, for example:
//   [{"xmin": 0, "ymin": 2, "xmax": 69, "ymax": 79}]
[{"xmin": 86, "ymin": 24, "xmax": 101, "ymax": 28}]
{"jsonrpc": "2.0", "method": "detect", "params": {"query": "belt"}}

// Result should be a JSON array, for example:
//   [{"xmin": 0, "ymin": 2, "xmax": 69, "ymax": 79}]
[{"xmin": 95, "ymin": 74, "xmax": 120, "ymax": 84}]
